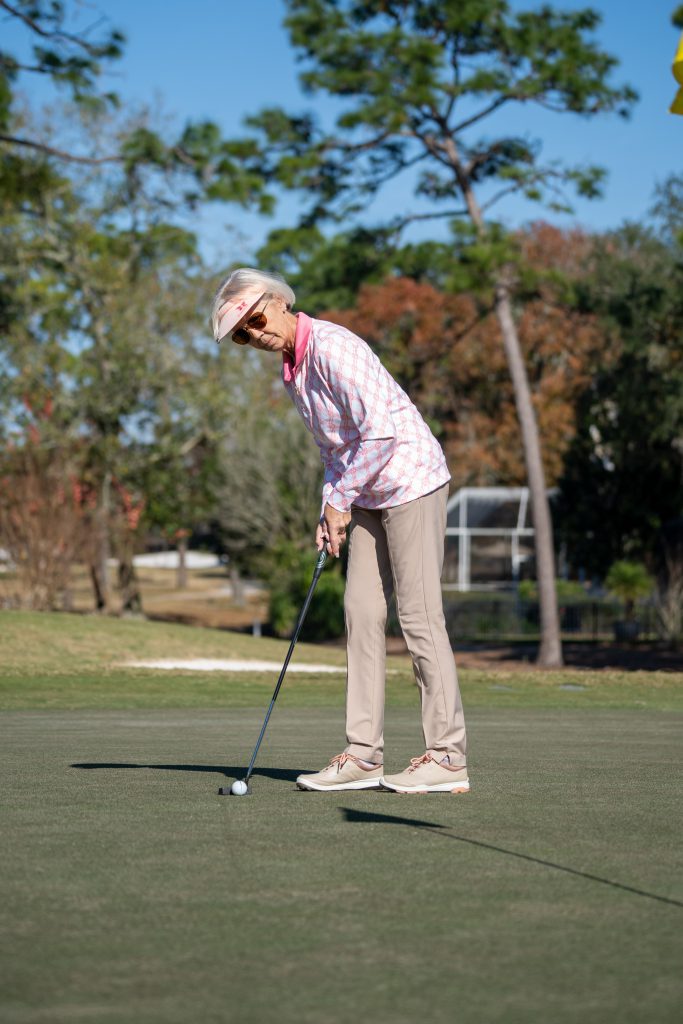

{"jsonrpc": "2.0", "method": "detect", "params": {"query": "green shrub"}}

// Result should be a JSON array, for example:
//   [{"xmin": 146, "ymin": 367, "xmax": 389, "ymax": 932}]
[
  {"xmin": 517, "ymin": 580, "xmax": 536, "ymax": 602},
  {"xmin": 268, "ymin": 546, "xmax": 345, "ymax": 641},
  {"xmin": 605, "ymin": 560, "xmax": 654, "ymax": 619},
  {"xmin": 517, "ymin": 579, "xmax": 588, "ymax": 602}
]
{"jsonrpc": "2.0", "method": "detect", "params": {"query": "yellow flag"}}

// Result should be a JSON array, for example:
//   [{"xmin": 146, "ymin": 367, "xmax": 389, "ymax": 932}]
[{"xmin": 671, "ymin": 31, "xmax": 683, "ymax": 115}]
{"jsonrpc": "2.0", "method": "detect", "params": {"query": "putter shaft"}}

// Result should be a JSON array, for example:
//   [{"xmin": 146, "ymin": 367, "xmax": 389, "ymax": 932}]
[{"xmin": 244, "ymin": 549, "xmax": 328, "ymax": 784}]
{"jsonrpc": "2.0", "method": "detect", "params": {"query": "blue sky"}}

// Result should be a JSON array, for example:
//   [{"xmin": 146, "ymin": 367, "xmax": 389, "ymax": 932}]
[{"xmin": 5, "ymin": 0, "xmax": 682, "ymax": 266}]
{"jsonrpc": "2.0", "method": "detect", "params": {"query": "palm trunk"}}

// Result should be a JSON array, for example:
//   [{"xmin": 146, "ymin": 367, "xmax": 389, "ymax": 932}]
[
  {"xmin": 494, "ymin": 281, "xmax": 563, "ymax": 667},
  {"xmin": 450, "ymin": 155, "xmax": 563, "ymax": 667}
]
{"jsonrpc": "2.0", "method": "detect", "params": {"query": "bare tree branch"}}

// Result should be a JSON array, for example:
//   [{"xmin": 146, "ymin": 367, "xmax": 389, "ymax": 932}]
[
  {"xmin": 409, "ymin": 127, "xmax": 453, "ymax": 171},
  {"xmin": 391, "ymin": 207, "xmax": 468, "ymax": 231},
  {"xmin": 0, "ymin": 0, "xmax": 108, "ymax": 55},
  {"xmin": 442, "ymin": 34, "xmax": 461, "ymax": 123},
  {"xmin": 479, "ymin": 166, "xmax": 570, "ymax": 213},
  {"xmin": 480, "ymin": 184, "xmax": 522, "ymax": 212},
  {"xmin": 0, "ymin": 57, "xmax": 56, "ymax": 74},
  {"xmin": 350, "ymin": 148, "xmax": 430, "ymax": 194},
  {"xmin": 0, "ymin": 133, "xmax": 119, "ymax": 164},
  {"xmin": 453, "ymin": 95, "xmax": 512, "ymax": 134},
  {"xmin": 338, "ymin": 129, "xmax": 393, "ymax": 154}
]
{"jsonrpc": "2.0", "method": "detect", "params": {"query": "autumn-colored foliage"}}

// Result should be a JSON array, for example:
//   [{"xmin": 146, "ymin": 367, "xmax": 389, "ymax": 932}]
[
  {"xmin": 0, "ymin": 400, "xmax": 147, "ymax": 610},
  {"xmin": 0, "ymin": 441, "xmax": 88, "ymax": 610},
  {"xmin": 112, "ymin": 478, "xmax": 146, "ymax": 533},
  {"xmin": 323, "ymin": 230, "xmax": 609, "ymax": 489},
  {"xmin": 518, "ymin": 222, "xmax": 595, "ymax": 282}
]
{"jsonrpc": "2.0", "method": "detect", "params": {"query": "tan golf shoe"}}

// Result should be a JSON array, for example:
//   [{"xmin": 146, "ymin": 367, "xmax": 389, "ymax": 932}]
[
  {"xmin": 381, "ymin": 754, "xmax": 470, "ymax": 794},
  {"xmin": 296, "ymin": 753, "xmax": 383, "ymax": 792}
]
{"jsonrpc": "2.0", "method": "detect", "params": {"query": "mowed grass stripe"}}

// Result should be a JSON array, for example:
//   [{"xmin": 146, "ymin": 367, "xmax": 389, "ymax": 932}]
[
  {"xmin": 1, "ymin": 611, "xmax": 681, "ymax": 711},
  {"xmin": 3, "ymin": 668, "xmax": 683, "ymax": 710},
  {"xmin": 1, "ymin": 708, "xmax": 681, "ymax": 1024}
]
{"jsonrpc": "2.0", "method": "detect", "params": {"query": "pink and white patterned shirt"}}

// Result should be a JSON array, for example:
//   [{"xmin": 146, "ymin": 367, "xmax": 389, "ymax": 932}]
[{"xmin": 283, "ymin": 313, "xmax": 450, "ymax": 513}]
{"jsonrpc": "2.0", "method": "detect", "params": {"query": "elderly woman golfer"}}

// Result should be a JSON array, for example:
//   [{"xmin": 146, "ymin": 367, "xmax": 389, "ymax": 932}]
[{"xmin": 212, "ymin": 268, "xmax": 468, "ymax": 795}]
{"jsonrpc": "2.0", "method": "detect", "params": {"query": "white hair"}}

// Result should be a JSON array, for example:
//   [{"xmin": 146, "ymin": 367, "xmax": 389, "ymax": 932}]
[{"xmin": 210, "ymin": 268, "xmax": 296, "ymax": 340}]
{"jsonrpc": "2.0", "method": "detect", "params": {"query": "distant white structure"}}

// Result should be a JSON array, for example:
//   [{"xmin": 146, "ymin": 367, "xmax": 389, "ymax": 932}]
[
  {"xmin": 124, "ymin": 658, "xmax": 344, "ymax": 673},
  {"xmin": 132, "ymin": 551, "xmax": 221, "ymax": 570},
  {"xmin": 444, "ymin": 487, "xmax": 545, "ymax": 591}
]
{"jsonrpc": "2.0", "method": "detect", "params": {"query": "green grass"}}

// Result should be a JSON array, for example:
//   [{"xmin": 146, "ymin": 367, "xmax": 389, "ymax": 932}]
[
  {"xmin": 1, "ymin": 612, "xmax": 682, "ymax": 1023},
  {"xmin": 1, "ymin": 708, "xmax": 681, "ymax": 1024},
  {"xmin": 1, "ymin": 610, "xmax": 682, "ymax": 712}
]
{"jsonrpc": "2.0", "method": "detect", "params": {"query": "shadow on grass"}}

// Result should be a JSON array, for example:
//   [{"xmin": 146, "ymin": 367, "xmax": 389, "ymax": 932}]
[
  {"xmin": 71, "ymin": 763, "xmax": 306, "ymax": 782},
  {"xmin": 341, "ymin": 808, "xmax": 683, "ymax": 909}
]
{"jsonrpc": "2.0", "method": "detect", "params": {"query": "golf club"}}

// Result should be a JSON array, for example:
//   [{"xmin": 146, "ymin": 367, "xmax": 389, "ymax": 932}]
[{"xmin": 219, "ymin": 547, "xmax": 328, "ymax": 796}]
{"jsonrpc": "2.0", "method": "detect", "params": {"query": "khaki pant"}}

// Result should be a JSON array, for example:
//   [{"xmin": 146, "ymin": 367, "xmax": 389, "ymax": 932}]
[{"xmin": 344, "ymin": 483, "xmax": 467, "ymax": 767}]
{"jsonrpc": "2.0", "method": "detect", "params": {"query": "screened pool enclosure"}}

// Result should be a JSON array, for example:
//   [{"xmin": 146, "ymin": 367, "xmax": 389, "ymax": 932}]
[{"xmin": 443, "ymin": 487, "xmax": 542, "ymax": 591}]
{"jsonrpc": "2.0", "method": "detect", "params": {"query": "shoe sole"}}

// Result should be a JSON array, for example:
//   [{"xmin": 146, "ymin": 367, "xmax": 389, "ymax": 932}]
[
  {"xmin": 379, "ymin": 779, "xmax": 470, "ymax": 794},
  {"xmin": 296, "ymin": 778, "xmax": 383, "ymax": 792}
]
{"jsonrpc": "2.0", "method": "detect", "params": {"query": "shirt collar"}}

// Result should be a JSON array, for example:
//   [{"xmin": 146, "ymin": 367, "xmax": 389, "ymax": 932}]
[{"xmin": 283, "ymin": 312, "xmax": 312, "ymax": 383}]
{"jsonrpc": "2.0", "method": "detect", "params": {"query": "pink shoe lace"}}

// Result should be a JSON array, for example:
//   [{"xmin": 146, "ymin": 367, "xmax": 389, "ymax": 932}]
[
  {"xmin": 406, "ymin": 754, "xmax": 433, "ymax": 773},
  {"xmin": 329, "ymin": 753, "xmax": 355, "ymax": 773}
]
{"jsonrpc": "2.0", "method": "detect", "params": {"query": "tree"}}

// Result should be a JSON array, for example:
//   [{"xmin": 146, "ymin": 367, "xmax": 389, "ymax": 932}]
[
  {"xmin": 213, "ymin": 350, "xmax": 323, "ymax": 600},
  {"xmin": 556, "ymin": 221, "xmax": 683, "ymax": 581},
  {"xmin": 138, "ymin": 361, "xmax": 225, "ymax": 595},
  {"xmin": 1, "ymin": 4, "xmax": 333, "ymax": 615},
  {"xmin": 1, "ymin": 0, "xmax": 288, "ymax": 608},
  {"xmin": 322, "ymin": 226, "xmax": 607, "ymax": 488},
  {"xmin": 0, "ymin": 132, "xmax": 222, "ymax": 610},
  {"xmin": 241, "ymin": 0, "xmax": 636, "ymax": 664},
  {"xmin": 0, "ymin": 0, "xmax": 123, "ymax": 161},
  {"xmin": 0, "ymin": 414, "xmax": 88, "ymax": 610},
  {"xmin": 0, "ymin": 0, "xmax": 273, "ymax": 213},
  {"xmin": 256, "ymin": 224, "xmax": 397, "ymax": 311}
]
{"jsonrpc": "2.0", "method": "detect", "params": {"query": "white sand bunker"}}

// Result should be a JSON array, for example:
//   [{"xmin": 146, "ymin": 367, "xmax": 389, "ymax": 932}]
[{"xmin": 125, "ymin": 658, "xmax": 345, "ymax": 674}]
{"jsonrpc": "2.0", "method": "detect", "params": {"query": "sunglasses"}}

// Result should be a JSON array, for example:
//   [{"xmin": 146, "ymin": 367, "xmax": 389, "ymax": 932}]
[{"xmin": 232, "ymin": 299, "xmax": 271, "ymax": 345}]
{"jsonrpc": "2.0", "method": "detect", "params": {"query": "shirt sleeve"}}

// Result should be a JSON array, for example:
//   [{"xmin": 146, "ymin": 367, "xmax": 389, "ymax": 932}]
[{"xmin": 315, "ymin": 332, "xmax": 397, "ymax": 514}]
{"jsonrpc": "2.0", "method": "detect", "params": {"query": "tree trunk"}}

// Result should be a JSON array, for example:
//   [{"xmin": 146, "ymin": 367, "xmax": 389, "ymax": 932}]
[
  {"xmin": 494, "ymin": 281, "xmax": 563, "ymax": 667},
  {"xmin": 90, "ymin": 562, "xmax": 107, "ymax": 612},
  {"xmin": 176, "ymin": 534, "xmax": 188, "ymax": 590},
  {"xmin": 118, "ymin": 539, "xmax": 143, "ymax": 615},
  {"xmin": 61, "ymin": 573, "xmax": 74, "ymax": 612},
  {"xmin": 118, "ymin": 563, "xmax": 143, "ymax": 614},
  {"xmin": 119, "ymin": 560, "xmax": 143, "ymax": 613},
  {"xmin": 89, "ymin": 472, "xmax": 111, "ymax": 612},
  {"xmin": 451, "ymin": 159, "xmax": 563, "ymax": 667},
  {"xmin": 230, "ymin": 565, "xmax": 246, "ymax": 608}
]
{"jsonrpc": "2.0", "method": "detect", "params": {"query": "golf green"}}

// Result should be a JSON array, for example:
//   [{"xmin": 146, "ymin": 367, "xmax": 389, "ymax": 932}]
[{"xmin": 1, "ymin": 707, "xmax": 681, "ymax": 1023}]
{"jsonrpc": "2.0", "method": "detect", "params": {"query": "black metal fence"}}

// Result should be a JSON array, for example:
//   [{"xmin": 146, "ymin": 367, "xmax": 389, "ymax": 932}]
[
  {"xmin": 388, "ymin": 597, "xmax": 659, "ymax": 642},
  {"xmin": 447, "ymin": 599, "xmax": 658, "ymax": 642}
]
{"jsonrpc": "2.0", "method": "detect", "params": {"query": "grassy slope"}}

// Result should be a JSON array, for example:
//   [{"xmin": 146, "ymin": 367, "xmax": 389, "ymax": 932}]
[{"xmin": 1, "ymin": 611, "xmax": 682, "ymax": 711}]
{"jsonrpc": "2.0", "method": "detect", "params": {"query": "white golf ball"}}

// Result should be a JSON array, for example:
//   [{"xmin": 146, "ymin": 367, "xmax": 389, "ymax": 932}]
[{"xmin": 231, "ymin": 779, "xmax": 248, "ymax": 796}]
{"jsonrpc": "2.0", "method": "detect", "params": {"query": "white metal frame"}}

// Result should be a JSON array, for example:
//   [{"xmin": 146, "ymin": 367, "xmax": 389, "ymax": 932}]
[{"xmin": 444, "ymin": 487, "xmax": 535, "ymax": 592}]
